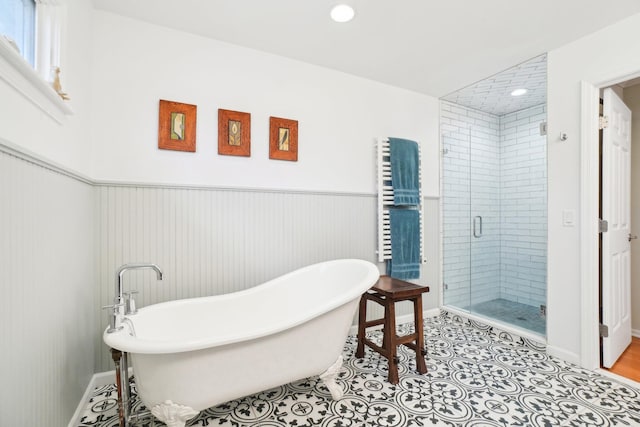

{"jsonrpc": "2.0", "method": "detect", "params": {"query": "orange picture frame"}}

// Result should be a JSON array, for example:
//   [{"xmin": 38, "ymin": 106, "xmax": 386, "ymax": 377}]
[
  {"xmin": 269, "ymin": 116, "xmax": 298, "ymax": 161},
  {"xmin": 158, "ymin": 99, "xmax": 197, "ymax": 152},
  {"xmin": 218, "ymin": 109, "xmax": 251, "ymax": 157}
]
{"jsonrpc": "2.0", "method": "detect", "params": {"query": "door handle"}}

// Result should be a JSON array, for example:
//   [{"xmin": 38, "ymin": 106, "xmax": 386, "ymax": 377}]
[
  {"xmin": 473, "ymin": 216, "xmax": 483, "ymax": 238},
  {"xmin": 630, "ymin": 234, "xmax": 638, "ymax": 242}
]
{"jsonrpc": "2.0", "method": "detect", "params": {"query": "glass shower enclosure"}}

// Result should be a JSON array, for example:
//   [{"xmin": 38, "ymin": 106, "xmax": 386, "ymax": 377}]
[{"xmin": 441, "ymin": 55, "xmax": 548, "ymax": 336}]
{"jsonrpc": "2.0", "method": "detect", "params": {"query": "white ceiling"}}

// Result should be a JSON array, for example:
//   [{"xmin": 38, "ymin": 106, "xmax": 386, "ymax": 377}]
[{"xmin": 91, "ymin": 0, "xmax": 640, "ymax": 98}]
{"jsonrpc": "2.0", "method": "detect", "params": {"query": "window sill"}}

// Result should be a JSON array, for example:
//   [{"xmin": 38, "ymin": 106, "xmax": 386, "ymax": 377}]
[{"xmin": 0, "ymin": 36, "xmax": 73, "ymax": 124}]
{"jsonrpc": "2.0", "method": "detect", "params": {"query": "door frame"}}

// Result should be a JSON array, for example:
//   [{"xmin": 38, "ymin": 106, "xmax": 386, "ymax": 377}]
[{"xmin": 580, "ymin": 72, "xmax": 640, "ymax": 370}]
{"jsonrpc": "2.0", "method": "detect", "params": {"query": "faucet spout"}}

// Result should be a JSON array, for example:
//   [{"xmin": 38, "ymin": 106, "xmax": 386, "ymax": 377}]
[
  {"xmin": 107, "ymin": 263, "xmax": 163, "ymax": 333},
  {"xmin": 117, "ymin": 263, "xmax": 163, "ymax": 283}
]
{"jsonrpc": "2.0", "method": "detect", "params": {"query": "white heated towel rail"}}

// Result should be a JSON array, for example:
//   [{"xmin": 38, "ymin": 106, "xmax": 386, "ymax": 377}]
[{"xmin": 376, "ymin": 137, "xmax": 425, "ymax": 263}]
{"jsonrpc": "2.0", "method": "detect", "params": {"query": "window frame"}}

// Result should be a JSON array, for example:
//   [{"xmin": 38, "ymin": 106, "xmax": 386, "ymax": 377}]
[{"xmin": 0, "ymin": 0, "xmax": 72, "ymax": 123}]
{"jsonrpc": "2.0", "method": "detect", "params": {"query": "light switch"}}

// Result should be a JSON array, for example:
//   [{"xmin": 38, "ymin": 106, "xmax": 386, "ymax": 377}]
[{"xmin": 563, "ymin": 209, "xmax": 575, "ymax": 227}]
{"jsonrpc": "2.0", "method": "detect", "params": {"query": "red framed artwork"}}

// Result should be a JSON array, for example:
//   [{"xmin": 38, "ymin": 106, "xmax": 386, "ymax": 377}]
[
  {"xmin": 218, "ymin": 109, "xmax": 251, "ymax": 157},
  {"xmin": 269, "ymin": 116, "xmax": 298, "ymax": 161},
  {"xmin": 158, "ymin": 99, "xmax": 197, "ymax": 152}
]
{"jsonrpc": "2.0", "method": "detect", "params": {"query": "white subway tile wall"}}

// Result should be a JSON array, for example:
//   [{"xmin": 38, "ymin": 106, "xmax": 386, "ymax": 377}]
[
  {"xmin": 499, "ymin": 105, "xmax": 547, "ymax": 307},
  {"xmin": 441, "ymin": 101, "xmax": 547, "ymax": 311}
]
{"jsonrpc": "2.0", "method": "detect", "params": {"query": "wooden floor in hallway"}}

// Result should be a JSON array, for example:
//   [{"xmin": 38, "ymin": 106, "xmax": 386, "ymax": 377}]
[{"xmin": 606, "ymin": 336, "xmax": 640, "ymax": 382}]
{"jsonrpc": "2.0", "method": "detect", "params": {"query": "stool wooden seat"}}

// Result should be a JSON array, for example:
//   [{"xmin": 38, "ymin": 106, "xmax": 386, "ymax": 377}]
[{"xmin": 355, "ymin": 275, "xmax": 430, "ymax": 384}]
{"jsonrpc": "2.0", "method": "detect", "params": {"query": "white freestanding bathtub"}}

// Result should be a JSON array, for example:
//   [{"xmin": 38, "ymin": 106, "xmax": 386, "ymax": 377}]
[{"xmin": 104, "ymin": 259, "xmax": 380, "ymax": 427}]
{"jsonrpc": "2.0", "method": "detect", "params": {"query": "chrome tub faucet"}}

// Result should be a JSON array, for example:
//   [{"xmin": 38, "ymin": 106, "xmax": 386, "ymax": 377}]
[{"xmin": 105, "ymin": 263, "xmax": 163, "ymax": 333}]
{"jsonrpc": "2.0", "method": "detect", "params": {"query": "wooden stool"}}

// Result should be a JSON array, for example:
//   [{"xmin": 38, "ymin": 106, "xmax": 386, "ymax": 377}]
[{"xmin": 355, "ymin": 275, "xmax": 430, "ymax": 384}]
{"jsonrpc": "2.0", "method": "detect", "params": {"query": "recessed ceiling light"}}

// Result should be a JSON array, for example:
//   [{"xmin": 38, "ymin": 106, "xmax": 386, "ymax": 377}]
[
  {"xmin": 511, "ymin": 88, "xmax": 527, "ymax": 97},
  {"xmin": 331, "ymin": 4, "xmax": 355, "ymax": 23}
]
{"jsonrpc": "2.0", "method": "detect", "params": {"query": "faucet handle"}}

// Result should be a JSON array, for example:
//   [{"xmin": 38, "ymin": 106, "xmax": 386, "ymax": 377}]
[
  {"xmin": 101, "ymin": 302, "xmax": 124, "ymax": 310},
  {"xmin": 102, "ymin": 303, "xmax": 125, "ymax": 333},
  {"xmin": 123, "ymin": 291, "xmax": 139, "ymax": 315}
]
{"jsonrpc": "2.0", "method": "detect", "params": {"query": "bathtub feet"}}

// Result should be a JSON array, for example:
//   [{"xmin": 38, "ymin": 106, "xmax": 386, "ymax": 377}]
[
  {"xmin": 150, "ymin": 400, "xmax": 199, "ymax": 427},
  {"xmin": 320, "ymin": 355, "xmax": 344, "ymax": 400}
]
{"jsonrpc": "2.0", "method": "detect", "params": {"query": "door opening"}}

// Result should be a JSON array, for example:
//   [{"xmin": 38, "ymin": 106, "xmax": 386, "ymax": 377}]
[{"xmin": 599, "ymin": 84, "xmax": 638, "ymax": 382}]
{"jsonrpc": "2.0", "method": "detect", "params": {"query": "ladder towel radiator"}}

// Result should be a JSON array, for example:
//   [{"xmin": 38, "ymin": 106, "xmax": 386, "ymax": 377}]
[{"xmin": 376, "ymin": 137, "xmax": 425, "ymax": 265}]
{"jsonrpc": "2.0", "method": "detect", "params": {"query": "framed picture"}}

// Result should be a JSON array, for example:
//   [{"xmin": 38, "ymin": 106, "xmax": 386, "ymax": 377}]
[
  {"xmin": 269, "ymin": 116, "xmax": 298, "ymax": 161},
  {"xmin": 158, "ymin": 99, "xmax": 197, "ymax": 152},
  {"xmin": 218, "ymin": 109, "xmax": 251, "ymax": 156}
]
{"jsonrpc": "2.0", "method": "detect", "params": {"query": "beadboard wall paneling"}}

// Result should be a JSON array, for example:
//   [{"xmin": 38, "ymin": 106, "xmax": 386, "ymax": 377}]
[
  {"xmin": 0, "ymin": 150, "xmax": 95, "ymax": 427},
  {"xmin": 94, "ymin": 186, "xmax": 378, "ymax": 371},
  {"xmin": 0, "ymin": 138, "xmax": 441, "ymax": 411},
  {"xmin": 95, "ymin": 186, "xmax": 440, "ymax": 372}
]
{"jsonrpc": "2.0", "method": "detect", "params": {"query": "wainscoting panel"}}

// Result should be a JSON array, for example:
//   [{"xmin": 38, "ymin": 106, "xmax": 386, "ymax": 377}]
[
  {"xmin": 94, "ymin": 186, "xmax": 381, "ymax": 370},
  {"xmin": 0, "ymin": 149, "xmax": 95, "ymax": 427},
  {"xmin": 1, "ymin": 142, "xmax": 440, "ymax": 422}
]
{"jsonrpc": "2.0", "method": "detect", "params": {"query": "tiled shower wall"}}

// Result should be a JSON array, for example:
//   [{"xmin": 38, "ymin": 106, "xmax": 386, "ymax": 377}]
[
  {"xmin": 441, "ymin": 101, "xmax": 547, "ymax": 309},
  {"xmin": 499, "ymin": 106, "xmax": 547, "ymax": 307}
]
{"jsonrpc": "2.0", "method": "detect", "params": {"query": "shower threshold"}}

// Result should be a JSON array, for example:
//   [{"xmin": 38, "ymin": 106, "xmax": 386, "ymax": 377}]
[
  {"xmin": 445, "ymin": 299, "xmax": 546, "ymax": 343},
  {"xmin": 466, "ymin": 298, "xmax": 546, "ymax": 336}
]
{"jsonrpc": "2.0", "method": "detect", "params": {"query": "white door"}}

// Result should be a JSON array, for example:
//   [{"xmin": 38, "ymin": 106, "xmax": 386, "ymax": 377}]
[{"xmin": 602, "ymin": 88, "xmax": 632, "ymax": 368}]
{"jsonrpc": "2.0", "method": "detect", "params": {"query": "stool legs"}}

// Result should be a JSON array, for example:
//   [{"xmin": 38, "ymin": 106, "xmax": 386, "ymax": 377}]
[
  {"xmin": 355, "ymin": 295, "xmax": 367, "ymax": 358},
  {"xmin": 356, "ymin": 291, "xmax": 427, "ymax": 384},
  {"xmin": 413, "ymin": 296, "xmax": 427, "ymax": 375},
  {"xmin": 384, "ymin": 299, "xmax": 399, "ymax": 384}
]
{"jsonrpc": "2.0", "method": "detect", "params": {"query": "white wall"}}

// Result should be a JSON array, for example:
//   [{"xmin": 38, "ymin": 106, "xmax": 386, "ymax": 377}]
[
  {"xmin": 0, "ymin": 0, "xmax": 93, "ymax": 174},
  {"xmin": 89, "ymin": 11, "xmax": 440, "ymax": 196},
  {"xmin": 547, "ymin": 12, "xmax": 640, "ymax": 363},
  {"xmin": 624, "ymin": 83, "xmax": 640, "ymax": 335}
]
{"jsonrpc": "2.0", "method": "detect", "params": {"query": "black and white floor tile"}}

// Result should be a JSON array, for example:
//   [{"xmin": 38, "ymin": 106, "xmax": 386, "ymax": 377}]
[{"xmin": 79, "ymin": 314, "xmax": 640, "ymax": 427}]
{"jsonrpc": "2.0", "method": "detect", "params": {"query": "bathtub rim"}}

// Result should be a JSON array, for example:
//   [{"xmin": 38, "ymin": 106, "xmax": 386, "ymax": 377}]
[{"xmin": 103, "ymin": 258, "xmax": 380, "ymax": 354}]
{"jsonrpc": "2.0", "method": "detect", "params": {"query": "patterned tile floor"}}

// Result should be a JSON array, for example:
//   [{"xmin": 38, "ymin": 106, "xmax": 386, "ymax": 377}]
[{"xmin": 79, "ymin": 314, "xmax": 640, "ymax": 427}]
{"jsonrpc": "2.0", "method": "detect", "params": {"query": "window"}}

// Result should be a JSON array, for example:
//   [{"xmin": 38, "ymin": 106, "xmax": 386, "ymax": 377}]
[
  {"xmin": 0, "ymin": 0, "xmax": 36, "ymax": 66},
  {"xmin": 0, "ymin": 0, "xmax": 71, "ymax": 120}
]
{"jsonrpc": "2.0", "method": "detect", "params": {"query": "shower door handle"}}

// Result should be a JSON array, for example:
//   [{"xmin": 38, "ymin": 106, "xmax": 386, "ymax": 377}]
[{"xmin": 473, "ymin": 216, "xmax": 483, "ymax": 238}]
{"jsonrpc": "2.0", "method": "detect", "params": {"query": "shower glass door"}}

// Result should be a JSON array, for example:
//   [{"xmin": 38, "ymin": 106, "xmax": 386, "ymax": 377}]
[
  {"xmin": 468, "ymin": 125, "xmax": 501, "ymax": 314},
  {"xmin": 442, "ymin": 127, "xmax": 500, "ymax": 313},
  {"xmin": 442, "ymin": 132, "xmax": 471, "ymax": 309},
  {"xmin": 442, "ymin": 120, "xmax": 548, "ymax": 336}
]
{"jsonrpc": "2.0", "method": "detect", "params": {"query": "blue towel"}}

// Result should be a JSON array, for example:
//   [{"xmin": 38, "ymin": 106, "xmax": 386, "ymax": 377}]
[
  {"xmin": 388, "ymin": 137, "xmax": 420, "ymax": 206},
  {"xmin": 386, "ymin": 208, "xmax": 421, "ymax": 280}
]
